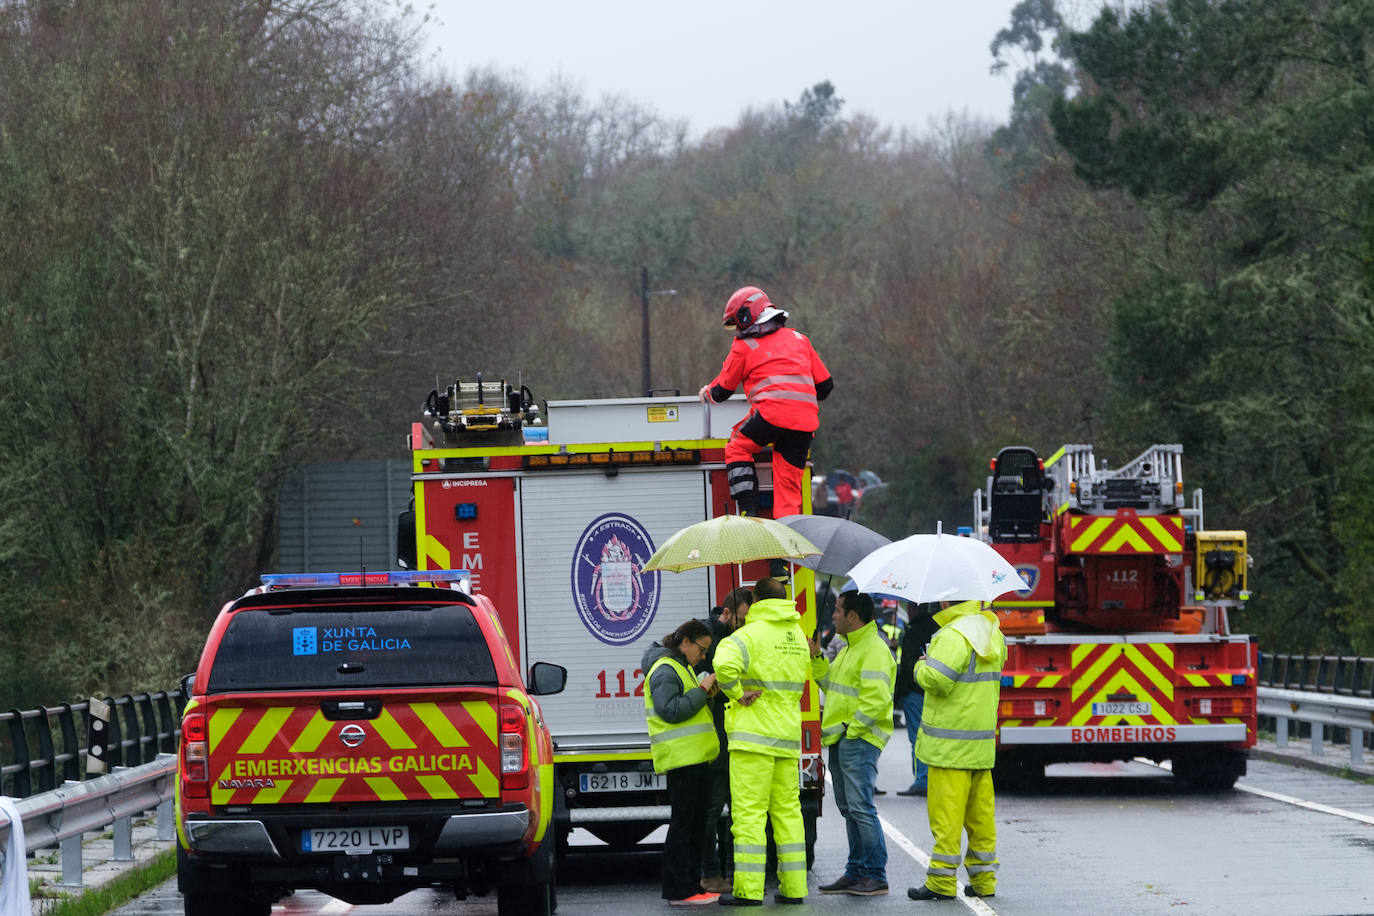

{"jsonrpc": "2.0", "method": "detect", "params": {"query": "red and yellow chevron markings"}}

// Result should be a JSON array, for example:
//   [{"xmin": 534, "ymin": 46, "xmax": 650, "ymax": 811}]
[
  {"xmin": 1067, "ymin": 643, "xmax": 1176, "ymax": 725},
  {"xmin": 209, "ymin": 700, "xmax": 500, "ymax": 806},
  {"xmin": 1064, "ymin": 513, "xmax": 1184, "ymax": 554}
]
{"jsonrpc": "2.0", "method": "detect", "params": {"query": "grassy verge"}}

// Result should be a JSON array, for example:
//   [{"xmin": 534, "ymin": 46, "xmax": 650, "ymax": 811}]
[{"xmin": 35, "ymin": 849, "xmax": 176, "ymax": 916}]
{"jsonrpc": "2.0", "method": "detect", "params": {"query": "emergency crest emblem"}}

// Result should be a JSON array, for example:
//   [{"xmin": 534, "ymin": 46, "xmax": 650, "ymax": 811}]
[{"xmin": 572, "ymin": 513, "xmax": 661, "ymax": 645}]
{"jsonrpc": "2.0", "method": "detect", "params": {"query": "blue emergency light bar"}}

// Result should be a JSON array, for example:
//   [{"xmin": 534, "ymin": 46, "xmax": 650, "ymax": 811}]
[{"xmin": 260, "ymin": 569, "xmax": 471, "ymax": 588}]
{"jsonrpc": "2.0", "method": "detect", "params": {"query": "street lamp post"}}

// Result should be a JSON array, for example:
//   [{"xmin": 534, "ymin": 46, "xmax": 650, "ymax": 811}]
[{"xmin": 640, "ymin": 265, "xmax": 678, "ymax": 397}]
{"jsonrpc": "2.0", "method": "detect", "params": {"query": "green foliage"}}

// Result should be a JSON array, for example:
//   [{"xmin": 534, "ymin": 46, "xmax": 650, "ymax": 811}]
[
  {"xmin": 37, "ymin": 848, "xmax": 176, "ymax": 915},
  {"xmin": 987, "ymin": 0, "xmax": 1072, "ymax": 181},
  {"xmin": 1053, "ymin": 0, "xmax": 1374, "ymax": 652},
  {"xmin": 0, "ymin": 0, "xmax": 435, "ymax": 705}
]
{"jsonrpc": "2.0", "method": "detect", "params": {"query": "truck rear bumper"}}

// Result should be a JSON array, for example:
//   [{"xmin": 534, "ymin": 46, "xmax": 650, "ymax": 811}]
[
  {"xmin": 999, "ymin": 723, "xmax": 1247, "ymax": 745},
  {"xmin": 185, "ymin": 807, "xmax": 531, "ymax": 857},
  {"xmin": 566, "ymin": 804, "xmax": 671, "ymax": 824}
]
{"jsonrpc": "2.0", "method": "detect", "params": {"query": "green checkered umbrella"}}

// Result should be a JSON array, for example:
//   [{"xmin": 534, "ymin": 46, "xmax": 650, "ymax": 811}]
[{"xmin": 643, "ymin": 515, "xmax": 821, "ymax": 573}]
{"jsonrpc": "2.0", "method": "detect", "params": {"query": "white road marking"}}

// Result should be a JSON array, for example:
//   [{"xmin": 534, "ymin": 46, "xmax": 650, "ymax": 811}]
[
  {"xmin": 1234, "ymin": 783, "xmax": 1374, "ymax": 825},
  {"xmin": 317, "ymin": 899, "xmax": 352, "ymax": 914},
  {"xmin": 1142, "ymin": 757, "xmax": 1374, "ymax": 826}
]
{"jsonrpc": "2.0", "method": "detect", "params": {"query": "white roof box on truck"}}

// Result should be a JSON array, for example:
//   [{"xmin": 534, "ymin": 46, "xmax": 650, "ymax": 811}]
[{"xmin": 545, "ymin": 394, "xmax": 749, "ymax": 444}]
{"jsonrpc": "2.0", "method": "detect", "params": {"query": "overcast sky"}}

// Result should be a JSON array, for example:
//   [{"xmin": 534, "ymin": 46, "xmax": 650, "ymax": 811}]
[{"xmin": 424, "ymin": 1, "xmax": 1025, "ymax": 137}]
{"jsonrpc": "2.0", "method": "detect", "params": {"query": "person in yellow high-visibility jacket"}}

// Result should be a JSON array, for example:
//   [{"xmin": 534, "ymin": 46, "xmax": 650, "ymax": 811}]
[
  {"xmin": 643, "ymin": 619, "xmax": 722, "ymax": 906},
  {"xmin": 906, "ymin": 600, "xmax": 1006, "ymax": 902},
  {"xmin": 712, "ymin": 577, "xmax": 811, "ymax": 907},
  {"xmin": 809, "ymin": 590, "xmax": 895, "ymax": 897}
]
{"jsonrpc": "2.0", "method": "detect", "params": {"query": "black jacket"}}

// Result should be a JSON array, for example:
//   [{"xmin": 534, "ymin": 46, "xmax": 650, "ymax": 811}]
[
  {"xmin": 895, "ymin": 610, "xmax": 941, "ymax": 701},
  {"xmin": 702, "ymin": 614, "xmax": 734, "ymax": 739}
]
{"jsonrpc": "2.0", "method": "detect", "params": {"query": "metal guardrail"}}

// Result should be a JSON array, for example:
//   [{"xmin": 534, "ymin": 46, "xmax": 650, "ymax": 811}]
[
  {"xmin": 1256, "ymin": 653, "xmax": 1374, "ymax": 766},
  {"xmin": 1257, "ymin": 686, "xmax": 1374, "ymax": 766},
  {"xmin": 1257, "ymin": 653, "xmax": 1374, "ymax": 697},
  {"xmin": 2, "ymin": 691, "xmax": 183, "ymax": 799},
  {"xmin": 0, "ymin": 755, "xmax": 177, "ymax": 887}
]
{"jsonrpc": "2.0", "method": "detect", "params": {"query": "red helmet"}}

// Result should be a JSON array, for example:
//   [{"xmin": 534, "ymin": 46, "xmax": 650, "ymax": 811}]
[{"xmin": 723, "ymin": 286, "xmax": 786, "ymax": 329}]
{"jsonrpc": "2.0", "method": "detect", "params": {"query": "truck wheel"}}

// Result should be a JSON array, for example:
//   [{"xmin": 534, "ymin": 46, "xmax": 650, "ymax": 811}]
[
  {"xmin": 497, "ymin": 841, "xmax": 556, "ymax": 915},
  {"xmin": 993, "ymin": 753, "xmax": 1041, "ymax": 791},
  {"xmin": 178, "ymin": 846, "xmax": 272, "ymax": 916},
  {"xmin": 1173, "ymin": 750, "xmax": 1244, "ymax": 791}
]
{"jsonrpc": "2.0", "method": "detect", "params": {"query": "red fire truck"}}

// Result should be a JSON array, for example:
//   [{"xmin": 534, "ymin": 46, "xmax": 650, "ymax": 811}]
[
  {"xmin": 397, "ymin": 378, "xmax": 825, "ymax": 858},
  {"xmin": 977, "ymin": 443, "xmax": 1256, "ymax": 789}
]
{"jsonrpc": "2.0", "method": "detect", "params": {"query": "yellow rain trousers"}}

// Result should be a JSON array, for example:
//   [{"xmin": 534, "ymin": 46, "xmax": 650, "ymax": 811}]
[
  {"xmin": 924, "ymin": 766, "xmax": 998, "ymax": 897},
  {"xmin": 729, "ymin": 749, "xmax": 808, "ymax": 901}
]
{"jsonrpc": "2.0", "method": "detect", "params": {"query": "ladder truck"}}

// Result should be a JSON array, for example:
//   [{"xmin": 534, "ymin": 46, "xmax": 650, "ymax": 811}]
[{"xmin": 975, "ymin": 443, "xmax": 1256, "ymax": 790}]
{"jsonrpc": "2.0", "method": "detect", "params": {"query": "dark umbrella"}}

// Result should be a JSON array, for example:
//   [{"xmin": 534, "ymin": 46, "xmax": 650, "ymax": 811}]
[{"xmin": 774, "ymin": 514, "xmax": 892, "ymax": 578}]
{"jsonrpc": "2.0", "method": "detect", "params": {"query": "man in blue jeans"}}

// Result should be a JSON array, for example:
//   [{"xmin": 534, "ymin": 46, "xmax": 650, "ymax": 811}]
[
  {"xmin": 895, "ymin": 604, "xmax": 941, "ymax": 795},
  {"xmin": 809, "ymin": 590, "xmax": 896, "ymax": 896}
]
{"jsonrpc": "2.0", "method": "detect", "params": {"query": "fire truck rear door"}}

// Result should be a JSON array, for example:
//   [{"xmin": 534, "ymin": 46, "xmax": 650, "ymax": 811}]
[{"xmin": 519, "ymin": 469, "xmax": 714, "ymax": 747}]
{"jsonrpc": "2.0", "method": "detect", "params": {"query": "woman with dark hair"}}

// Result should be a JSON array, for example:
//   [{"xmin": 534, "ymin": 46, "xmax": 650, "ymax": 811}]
[{"xmin": 641, "ymin": 619, "xmax": 721, "ymax": 906}]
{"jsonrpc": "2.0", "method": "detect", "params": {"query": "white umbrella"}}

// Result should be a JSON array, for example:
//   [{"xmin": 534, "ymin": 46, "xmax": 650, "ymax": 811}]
[{"xmin": 845, "ymin": 525, "xmax": 1027, "ymax": 604}]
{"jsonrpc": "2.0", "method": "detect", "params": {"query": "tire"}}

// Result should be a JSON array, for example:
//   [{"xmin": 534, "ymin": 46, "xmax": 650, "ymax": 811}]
[
  {"xmin": 178, "ymin": 846, "xmax": 272, "ymax": 916},
  {"xmin": 1173, "ymin": 749, "xmax": 1244, "ymax": 791},
  {"xmin": 992, "ymin": 753, "xmax": 1042, "ymax": 791},
  {"xmin": 497, "ymin": 841, "xmax": 556, "ymax": 915}
]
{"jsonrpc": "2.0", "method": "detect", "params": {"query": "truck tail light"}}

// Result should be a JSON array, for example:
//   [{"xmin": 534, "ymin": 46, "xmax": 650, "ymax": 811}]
[
  {"xmin": 181, "ymin": 712, "xmax": 209, "ymax": 799},
  {"xmin": 499, "ymin": 702, "xmax": 529, "ymax": 790},
  {"xmin": 1196, "ymin": 697, "xmax": 1253, "ymax": 716},
  {"xmin": 1000, "ymin": 699, "xmax": 1051, "ymax": 718}
]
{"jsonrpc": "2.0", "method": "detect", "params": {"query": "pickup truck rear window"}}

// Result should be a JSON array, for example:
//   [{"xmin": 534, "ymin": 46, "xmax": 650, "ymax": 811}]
[{"xmin": 206, "ymin": 603, "xmax": 498, "ymax": 691}]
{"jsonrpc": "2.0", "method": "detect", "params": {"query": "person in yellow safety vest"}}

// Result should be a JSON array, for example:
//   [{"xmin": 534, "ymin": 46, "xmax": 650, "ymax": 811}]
[
  {"xmin": 711, "ymin": 577, "xmax": 810, "ymax": 907},
  {"xmin": 809, "ymin": 590, "xmax": 895, "ymax": 897},
  {"xmin": 906, "ymin": 600, "xmax": 1007, "ymax": 902},
  {"xmin": 699, "ymin": 587, "xmax": 753, "ymax": 895},
  {"xmin": 642, "ymin": 619, "xmax": 722, "ymax": 907}
]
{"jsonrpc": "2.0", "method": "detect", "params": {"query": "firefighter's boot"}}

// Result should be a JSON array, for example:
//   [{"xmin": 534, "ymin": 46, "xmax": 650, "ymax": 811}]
[{"xmin": 727, "ymin": 462, "xmax": 760, "ymax": 516}]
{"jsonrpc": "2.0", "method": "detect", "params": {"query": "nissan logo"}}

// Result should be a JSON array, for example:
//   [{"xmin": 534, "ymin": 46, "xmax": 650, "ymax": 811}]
[{"xmin": 339, "ymin": 724, "xmax": 366, "ymax": 748}]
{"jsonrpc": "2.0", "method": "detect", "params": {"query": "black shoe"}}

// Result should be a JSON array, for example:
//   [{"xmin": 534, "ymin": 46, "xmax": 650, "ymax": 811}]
[
  {"xmin": 846, "ymin": 877, "xmax": 889, "ymax": 896},
  {"xmin": 895, "ymin": 784, "xmax": 928, "ymax": 797},
  {"xmin": 874, "ymin": 788, "xmax": 887, "ymax": 796},
  {"xmin": 818, "ymin": 875, "xmax": 858, "ymax": 894},
  {"xmin": 964, "ymin": 885, "xmax": 995, "ymax": 898},
  {"xmin": 907, "ymin": 885, "xmax": 954, "ymax": 901},
  {"xmin": 718, "ymin": 895, "xmax": 762, "ymax": 907},
  {"xmin": 774, "ymin": 894, "xmax": 804, "ymax": 905}
]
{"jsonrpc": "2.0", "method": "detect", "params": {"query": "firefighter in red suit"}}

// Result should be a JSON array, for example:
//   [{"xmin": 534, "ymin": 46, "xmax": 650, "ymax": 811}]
[{"xmin": 698, "ymin": 286, "xmax": 833, "ymax": 518}]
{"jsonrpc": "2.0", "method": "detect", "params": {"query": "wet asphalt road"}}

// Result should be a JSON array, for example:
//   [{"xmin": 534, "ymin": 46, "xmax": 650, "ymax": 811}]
[{"xmin": 111, "ymin": 738, "xmax": 1374, "ymax": 916}]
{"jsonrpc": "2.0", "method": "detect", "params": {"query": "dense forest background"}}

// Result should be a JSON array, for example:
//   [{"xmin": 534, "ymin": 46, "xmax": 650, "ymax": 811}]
[{"xmin": 3, "ymin": 0, "xmax": 1372, "ymax": 708}]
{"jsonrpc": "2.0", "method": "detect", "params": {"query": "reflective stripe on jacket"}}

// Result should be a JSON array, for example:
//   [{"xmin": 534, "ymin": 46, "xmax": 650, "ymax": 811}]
[
  {"xmin": 713, "ymin": 597, "xmax": 810, "ymax": 758},
  {"xmin": 810, "ymin": 620, "xmax": 895, "ymax": 750},
  {"xmin": 914, "ymin": 602, "xmax": 1007, "ymax": 770},
  {"xmin": 644, "ymin": 656, "xmax": 719, "ymax": 774},
  {"xmin": 711, "ymin": 328, "xmax": 831, "ymax": 432}
]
